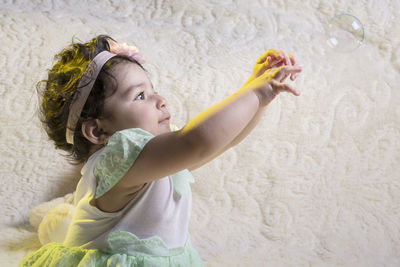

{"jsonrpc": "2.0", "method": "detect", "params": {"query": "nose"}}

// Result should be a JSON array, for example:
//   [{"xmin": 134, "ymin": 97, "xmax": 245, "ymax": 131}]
[{"xmin": 155, "ymin": 93, "xmax": 167, "ymax": 109}]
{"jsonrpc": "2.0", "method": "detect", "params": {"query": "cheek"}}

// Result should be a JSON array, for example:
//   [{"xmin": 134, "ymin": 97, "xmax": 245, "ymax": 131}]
[{"xmin": 124, "ymin": 110, "xmax": 149, "ymax": 128}]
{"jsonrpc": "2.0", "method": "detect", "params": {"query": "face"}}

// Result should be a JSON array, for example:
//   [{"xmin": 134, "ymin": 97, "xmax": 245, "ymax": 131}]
[{"xmin": 98, "ymin": 62, "xmax": 171, "ymax": 137}]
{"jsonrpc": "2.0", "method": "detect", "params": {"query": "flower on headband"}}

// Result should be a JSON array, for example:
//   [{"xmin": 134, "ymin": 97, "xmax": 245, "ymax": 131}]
[{"xmin": 108, "ymin": 39, "xmax": 145, "ymax": 64}]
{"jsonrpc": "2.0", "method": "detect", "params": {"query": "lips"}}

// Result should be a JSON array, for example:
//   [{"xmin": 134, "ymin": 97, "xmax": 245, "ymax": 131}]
[{"xmin": 160, "ymin": 114, "xmax": 170, "ymax": 123}]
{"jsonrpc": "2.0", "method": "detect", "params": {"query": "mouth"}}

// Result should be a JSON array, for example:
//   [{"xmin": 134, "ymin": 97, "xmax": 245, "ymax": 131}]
[{"xmin": 160, "ymin": 115, "xmax": 171, "ymax": 123}]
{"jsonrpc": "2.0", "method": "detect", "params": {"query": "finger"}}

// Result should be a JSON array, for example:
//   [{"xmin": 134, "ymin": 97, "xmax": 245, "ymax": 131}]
[
  {"xmin": 277, "ymin": 50, "xmax": 287, "ymax": 66},
  {"xmin": 256, "ymin": 49, "xmax": 282, "ymax": 64},
  {"xmin": 288, "ymin": 54, "xmax": 296, "ymax": 80},
  {"xmin": 267, "ymin": 56, "xmax": 284, "ymax": 68},
  {"xmin": 272, "ymin": 65, "xmax": 302, "ymax": 82},
  {"xmin": 293, "ymin": 64, "xmax": 302, "ymax": 80},
  {"xmin": 271, "ymin": 80, "xmax": 301, "ymax": 96},
  {"xmin": 287, "ymin": 53, "xmax": 300, "ymax": 80},
  {"xmin": 279, "ymin": 51, "xmax": 293, "ymax": 80},
  {"xmin": 291, "ymin": 69, "xmax": 301, "ymax": 81},
  {"xmin": 281, "ymin": 51, "xmax": 292, "ymax": 67},
  {"xmin": 288, "ymin": 53, "xmax": 296, "ymax": 65}
]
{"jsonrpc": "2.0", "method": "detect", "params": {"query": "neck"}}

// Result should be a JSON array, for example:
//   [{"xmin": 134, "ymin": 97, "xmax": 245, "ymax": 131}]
[{"xmin": 88, "ymin": 144, "xmax": 105, "ymax": 159}]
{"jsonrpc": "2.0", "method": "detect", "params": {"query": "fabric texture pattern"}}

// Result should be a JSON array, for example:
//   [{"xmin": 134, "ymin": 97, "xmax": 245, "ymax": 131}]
[
  {"xmin": 18, "ymin": 235, "xmax": 202, "ymax": 267},
  {"xmin": 93, "ymin": 128, "xmax": 154, "ymax": 199}
]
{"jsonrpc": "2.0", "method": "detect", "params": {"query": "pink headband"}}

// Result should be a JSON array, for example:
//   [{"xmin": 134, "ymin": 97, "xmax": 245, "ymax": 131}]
[{"xmin": 66, "ymin": 40, "xmax": 144, "ymax": 144}]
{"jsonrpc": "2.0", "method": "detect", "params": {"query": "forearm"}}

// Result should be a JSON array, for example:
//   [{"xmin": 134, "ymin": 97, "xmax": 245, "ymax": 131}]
[
  {"xmin": 219, "ymin": 79, "xmax": 269, "ymax": 148},
  {"xmin": 227, "ymin": 104, "xmax": 266, "ymax": 147},
  {"xmin": 180, "ymin": 89, "xmax": 261, "ymax": 157},
  {"xmin": 187, "ymin": 104, "xmax": 266, "ymax": 170}
]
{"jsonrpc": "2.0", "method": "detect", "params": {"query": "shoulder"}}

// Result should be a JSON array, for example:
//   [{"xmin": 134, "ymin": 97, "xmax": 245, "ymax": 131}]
[
  {"xmin": 88, "ymin": 128, "xmax": 156, "ymax": 213},
  {"xmin": 93, "ymin": 128, "xmax": 154, "ymax": 199}
]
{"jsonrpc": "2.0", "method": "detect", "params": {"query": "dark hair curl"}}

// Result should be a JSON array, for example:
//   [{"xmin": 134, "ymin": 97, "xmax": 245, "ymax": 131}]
[{"xmin": 38, "ymin": 34, "xmax": 146, "ymax": 164}]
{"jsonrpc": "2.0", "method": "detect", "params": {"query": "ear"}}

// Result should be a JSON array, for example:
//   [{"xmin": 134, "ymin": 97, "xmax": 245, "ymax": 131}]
[{"xmin": 81, "ymin": 119, "xmax": 108, "ymax": 145}]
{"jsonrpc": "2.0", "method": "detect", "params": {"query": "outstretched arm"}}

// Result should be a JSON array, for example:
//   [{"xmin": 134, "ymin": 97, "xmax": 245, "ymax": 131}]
[
  {"xmin": 188, "ymin": 105, "xmax": 266, "ymax": 171},
  {"xmin": 188, "ymin": 50, "xmax": 300, "ymax": 171}
]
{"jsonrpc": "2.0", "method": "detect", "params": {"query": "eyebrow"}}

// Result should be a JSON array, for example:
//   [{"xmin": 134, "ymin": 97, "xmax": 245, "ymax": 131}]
[
  {"xmin": 123, "ymin": 83, "xmax": 143, "ymax": 97},
  {"xmin": 123, "ymin": 82, "xmax": 155, "ymax": 97}
]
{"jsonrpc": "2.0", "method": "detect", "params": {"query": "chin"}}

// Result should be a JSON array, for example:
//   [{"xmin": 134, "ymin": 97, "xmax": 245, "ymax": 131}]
[
  {"xmin": 154, "ymin": 126, "xmax": 170, "ymax": 136},
  {"xmin": 162, "ymin": 126, "xmax": 171, "ymax": 134}
]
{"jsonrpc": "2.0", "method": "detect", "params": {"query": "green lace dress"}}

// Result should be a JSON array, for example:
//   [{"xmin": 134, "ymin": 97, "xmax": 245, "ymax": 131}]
[{"xmin": 18, "ymin": 126, "xmax": 203, "ymax": 267}]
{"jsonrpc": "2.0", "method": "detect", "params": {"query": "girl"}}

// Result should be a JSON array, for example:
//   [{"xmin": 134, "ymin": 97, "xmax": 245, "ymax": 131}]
[{"xmin": 19, "ymin": 35, "xmax": 302, "ymax": 266}]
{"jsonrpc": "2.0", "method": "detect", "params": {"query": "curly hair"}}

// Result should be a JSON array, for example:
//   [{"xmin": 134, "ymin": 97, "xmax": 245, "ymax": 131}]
[{"xmin": 38, "ymin": 35, "xmax": 146, "ymax": 164}]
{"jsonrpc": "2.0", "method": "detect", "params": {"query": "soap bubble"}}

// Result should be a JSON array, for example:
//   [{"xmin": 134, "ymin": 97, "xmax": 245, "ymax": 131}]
[{"xmin": 326, "ymin": 14, "xmax": 364, "ymax": 53}]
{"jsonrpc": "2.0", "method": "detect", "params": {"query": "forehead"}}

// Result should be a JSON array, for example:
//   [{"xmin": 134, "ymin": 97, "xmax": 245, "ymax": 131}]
[{"xmin": 111, "ymin": 61, "xmax": 149, "ymax": 87}]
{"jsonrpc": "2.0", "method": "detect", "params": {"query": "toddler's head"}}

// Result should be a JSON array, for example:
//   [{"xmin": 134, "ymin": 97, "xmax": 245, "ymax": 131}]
[{"xmin": 39, "ymin": 35, "xmax": 170, "ymax": 163}]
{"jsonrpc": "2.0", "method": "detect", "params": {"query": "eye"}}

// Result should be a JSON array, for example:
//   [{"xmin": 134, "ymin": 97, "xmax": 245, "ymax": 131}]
[{"xmin": 135, "ymin": 91, "xmax": 145, "ymax": 100}]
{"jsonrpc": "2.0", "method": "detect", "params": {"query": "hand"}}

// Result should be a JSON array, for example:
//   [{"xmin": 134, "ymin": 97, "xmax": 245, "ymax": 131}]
[
  {"xmin": 241, "ymin": 49, "xmax": 302, "ymax": 106},
  {"xmin": 268, "ymin": 50, "xmax": 301, "ymax": 81},
  {"xmin": 250, "ymin": 49, "xmax": 300, "ymax": 81},
  {"xmin": 250, "ymin": 49, "xmax": 283, "ymax": 79}
]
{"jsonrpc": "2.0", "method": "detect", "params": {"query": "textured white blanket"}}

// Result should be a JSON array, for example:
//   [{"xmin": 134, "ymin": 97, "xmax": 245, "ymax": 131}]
[{"xmin": 1, "ymin": 0, "xmax": 400, "ymax": 266}]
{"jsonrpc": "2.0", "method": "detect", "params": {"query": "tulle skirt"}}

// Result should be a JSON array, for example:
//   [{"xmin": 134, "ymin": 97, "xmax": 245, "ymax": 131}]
[{"xmin": 18, "ymin": 234, "xmax": 203, "ymax": 267}]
